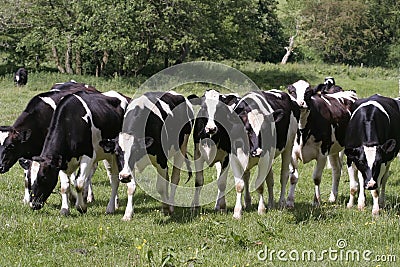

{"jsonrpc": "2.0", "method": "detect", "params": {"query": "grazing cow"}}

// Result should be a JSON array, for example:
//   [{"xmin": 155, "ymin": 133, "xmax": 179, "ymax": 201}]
[
  {"xmin": 344, "ymin": 94, "xmax": 400, "ymax": 215},
  {"xmin": 0, "ymin": 81, "xmax": 99, "ymax": 206},
  {"xmin": 101, "ymin": 91, "xmax": 194, "ymax": 220},
  {"xmin": 190, "ymin": 90, "xmax": 240, "ymax": 211},
  {"xmin": 228, "ymin": 90, "xmax": 299, "ymax": 219},
  {"xmin": 29, "ymin": 90, "xmax": 129, "ymax": 216},
  {"xmin": 288, "ymin": 80, "xmax": 357, "ymax": 206},
  {"xmin": 14, "ymin": 68, "xmax": 28, "ymax": 86}
]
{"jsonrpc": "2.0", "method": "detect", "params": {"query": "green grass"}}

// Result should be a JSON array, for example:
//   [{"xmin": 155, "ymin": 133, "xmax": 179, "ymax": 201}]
[{"xmin": 0, "ymin": 62, "xmax": 399, "ymax": 266}]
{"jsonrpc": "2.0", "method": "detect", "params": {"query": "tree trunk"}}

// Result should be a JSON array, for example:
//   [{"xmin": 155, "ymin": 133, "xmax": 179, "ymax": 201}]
[
  {"xmin": 65, "ymin": 37, "xmax": 73, "ymax": 74},
  {"xmin": 100, "ymin": 50, "xmax": 109, "ymax": 74},
  {"xmin": 75, "ymin": 50, "xmax": 82, "ymax": 75},
  {"xmin": 52, "ymin": 46, "xmax": 65, "ymax": 73},
  {"xmin": 281, "ymin": 35, "xmax": 295, "ymax": 64},
  {"xmin": 174, "ymin": 43, "xmax": 190, "ymax": 65},
  {"xmin": 281, "ymin": 21, "xmax": 299, "ymax": 65}
]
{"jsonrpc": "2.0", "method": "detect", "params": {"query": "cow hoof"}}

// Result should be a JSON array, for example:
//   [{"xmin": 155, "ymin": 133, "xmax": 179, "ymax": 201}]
[
  {"xmin": 162, "ymin": 205, "xmax": 171, "ymax": 216},
  {"xmin": 76, "ymin": 206, "xmax": 87, "ymax": 214},
  {"xmin": 346, "ymin": 202, "xmax": 354, "ymax": 209},
  {"xmin": 286, "ymin": 200, "xmax": 295, "ymax": 209},
  {"xmin": 258, "ymin": 207, "xmax": 266, "ymax": 215},
  {"xmin": 233, "ymin": 212, "xmax": 241, "ymax": 220},
  {"xmin": 372, "ymin": 209, "xmax": 380, "ymax": 216},
  {"xmin": 328, "ymin": 194, "xmax": 336, "ymax": 203},
  {"xmin": 60, "ymin": 208, "xmax": 70, "ymax": 216},
  {"xmin": 122, "ymin": 215, "xmax": 132, "ymax": 221}
]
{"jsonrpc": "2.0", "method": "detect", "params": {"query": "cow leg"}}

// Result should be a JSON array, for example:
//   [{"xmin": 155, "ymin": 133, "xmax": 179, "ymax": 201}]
[
  {"xmin": 23, "ymin": 169, "xmax": 30, "ymax": 205},
  {"xmin": 265, "ymin": 169, "xmax": 274, "ymax": 210},
  {"xmin": 103, "ymin": 160, "xmax": 119, "ymax": 210},
  {"xmin": 59, "ymin": 171, "xmax": 71, "ymax": 216},
  {"xmin": 215, "ymin": 161, "xmax": 228, "ymax": 212},
  {"xmin": 74, "ymin": 156, "xmax": 96, "ymax": 214},
  {"xmin": 346, "ymin": 162, "xmax": 359, "ymax": 209},
  {"xmin": 123, "ymin": 179, "xmax": 136, "ymax": 221},
  {"xmin": 192, "ymin": 143, "xmax": 204, "ymax": 210},
  {"xmin": 313, "ymin": 156, "xmax": 327, "ymax": 206},
  {"xmin": 278, "ymin": 148, "xmax": 291, "ymax": 209},
  {"xmin": 169, "ymin": 134, "xmax": 189, "ymax": 214},
  {"xmin": 371, "ymin": 189, "xmax": 380, "ymax": 216},
  {"xmin": 85, "ymin": 162, "xmax": 98, "ymax": 203},
  {"xmin": 357, "ymin": 171, "xmax": 366, "ymax": 210},
  {"xmin": 103, "ymin": 159, "xmax": 120, "ymax": 214},
  {"xmin": 231, "ymin": 157, "xmax": 245, "ymax": 219},
  {"xmin": 156, "ymin": 166, "xmax": 170, "ymax": 215},
  {"xmin": 379, "ymin": 165, "xmax": 390, "ymax": 210},
  {"xmin": 243, "ymin": 170, "xmax": 251, "ymax": 210},
  {"xmin": 287, "ymin": 157, "xmax": 299, "ymax": 208},
  {"xmin": 328, "ymin": 153, "xmax": 341, "ymax": 203}
]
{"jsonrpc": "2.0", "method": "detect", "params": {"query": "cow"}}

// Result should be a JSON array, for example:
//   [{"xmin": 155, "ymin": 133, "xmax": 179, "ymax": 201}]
[
  {"xmin": 14, "ymin": 68, "xmax": 28, "ymax": 86},
  {"xmin": 228, "ymin": 90, "xmax": 299, "ymax": 219},
  {"xmin": 29, "ymin": 90, "xmax": 129, "ymax": 216},
  {"xmin": 344, "ymin": 94, "xmax": 400, "ymax": 215},
  {"xmin": 99, "ymin": 91, "xmax": 194, "ymax": 221},
  {"xmin": 190, "ymin": 90, "xmax": 240, "ymax": 212},
  {"xmin": 287, "ymin": 80, "xmax": 357, "ymax": 206},
  {"xmin": 0, "ymin": 81, "xmax": 99, "ymax": 207}
]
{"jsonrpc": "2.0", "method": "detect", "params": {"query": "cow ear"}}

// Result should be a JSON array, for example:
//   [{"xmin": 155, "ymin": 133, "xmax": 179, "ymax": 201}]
[
  {"xmin": 18, "ymin": 129, "xmax": 32, "ymax": 143},
  {"xmin": 18, "ymin": 158, "xmax": 31, "ymax": 170},
  {"xmin": 99, "ymin": 139, "xmax": 116, "ymax": 153},
  {"xmin": 271, "ymin": 109, "xmax": 284, "ymax": 123},
  {"xmin": 187, "ymin": 95, "xmax": 202, "ymax": 105},
  {"xmin": 381, "ymin": 139, "xmax": 396, "ymax": 154},
  {"xmin": 221, "ymin": 94, "xmax": 238, "ymax": 106}
]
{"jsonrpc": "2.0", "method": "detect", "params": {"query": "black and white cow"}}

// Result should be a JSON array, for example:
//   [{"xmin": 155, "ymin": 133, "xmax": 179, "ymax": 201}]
[
  {"xmin": 102, "ymin": 91, "xmax": 194, "ymax": 221},
  {"xmin": 344, "ymin": 94, "xmax": 400, "ymax": 215},
  {"xmin": 14, "ymin": 68, "xmax": 28, "ymax": 86},
  {"xmin": 0, "ymin": 81, "xmax": 99, "ymax": 205},
  {"xmin": 190, "ymin": 90, "xmax": 240, "ymax": 211},
  {"xmin": 288, "ymin": 80, "xmax": 357, "ymax": 206},
  {"xmin": 228, "ymin": 90, "xmax": 299, "ymax": 219},
  {"xmin": 29, "ymin": 90, "xmax": 129, "ymax": 216}
]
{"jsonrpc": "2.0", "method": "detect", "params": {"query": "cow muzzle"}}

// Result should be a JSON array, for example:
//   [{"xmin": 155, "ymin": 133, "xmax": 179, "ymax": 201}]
[
  {"xmin": 119, "ymin": 172, "xmax": 132, "ymax": 183},
  {"xmin": 365, "ymin": 179, "xmax": 378, "ymax": 190},
  {"xmin": 30, "ymin": 200, "xmax": 44, "ymax": 210}
]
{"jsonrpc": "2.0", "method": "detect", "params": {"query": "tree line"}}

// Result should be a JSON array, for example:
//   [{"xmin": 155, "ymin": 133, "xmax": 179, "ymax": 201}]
[{"xmin": 0, "ymin": 0, "xmax": 399, "ymax": 76}]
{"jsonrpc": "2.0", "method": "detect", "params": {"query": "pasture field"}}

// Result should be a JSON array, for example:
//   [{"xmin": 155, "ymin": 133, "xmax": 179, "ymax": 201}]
[{"xmin": 0, "ymin": 62, "xmax": 399, "ymax": 266}]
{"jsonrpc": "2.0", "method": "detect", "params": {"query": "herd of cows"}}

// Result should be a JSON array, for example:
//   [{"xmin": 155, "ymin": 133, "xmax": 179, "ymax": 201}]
[{"xmin": 0, "ymin": 77, "xmax": 399, "ymax": 220}]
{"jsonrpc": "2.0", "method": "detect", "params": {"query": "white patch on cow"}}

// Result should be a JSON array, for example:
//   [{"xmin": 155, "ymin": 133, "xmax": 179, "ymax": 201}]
[
  {"xmin": 291, "ymin": 80, "xmax": 310, "ymax": 108},
  {"xmin": 265, "ymin": 89, "xmax": 282, "ymax": 98},
  {"xmin": 15, "ymin": 75, "xmax": 20, "ymax": 82},
  {"xmin": 321, "ymin": 95, "xmax": 331, "ymax": 105},
  {"xmin": 159, "ymin": 100, "xmax": 173, "ymax": 116},
  {"xmin": 127, "ymin": 95, "xmax": 164, "ymax": 121},
  {"xmin": 39, "ymin": 97, "xmax": 57, "ymax": 110},
  {"xmin": 102, "ymin": 90, "xmax": 128, "ymax": 110},
  {"xmin": 204, "ymin": 90, "xmax": 220, "ymax": 131},
  {"xmin": 30, "ymin": 161, "xmax": 41, "ymax": 186},
  {"xmin": 238, "ymin": 93, "xmax": 273, "ymax": 117},
  {"xmin": 351, "ymin": 100, "xmax": 390, "ymax": 122},
  {"xmin": 0, "ymin": 131, "xmax": 9, "ymax": 145},
  {"xmin": 363, "ymin": 146, "xmax": 377, "ymax": 170},
  {"xmin": 247, "ymin": 109, "xmax": 264, "ymax": 136}
]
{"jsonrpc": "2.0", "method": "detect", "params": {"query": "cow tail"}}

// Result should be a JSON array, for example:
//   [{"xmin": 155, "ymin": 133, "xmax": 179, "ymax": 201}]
[{"xmin": 184, "ymin": 152, "xmax": 193, "ymax": 184}]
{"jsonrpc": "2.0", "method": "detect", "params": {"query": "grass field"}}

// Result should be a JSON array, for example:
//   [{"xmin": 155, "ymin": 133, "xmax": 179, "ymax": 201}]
[{"xmin": 0, "ymin": 62, "xmax": 399, "ymax": 266}]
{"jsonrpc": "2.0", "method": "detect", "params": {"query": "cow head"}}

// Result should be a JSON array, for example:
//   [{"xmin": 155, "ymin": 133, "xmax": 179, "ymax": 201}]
[
  {"xmin": 0, "ymin": 126, "xmax": 32, "ymax": 173},
  {"xmin": 345, "ymin": 139, "xmax": 396, "ymax": 190},
  {"xmin": 287, "ymin": 80, "xmax": 312, "ymax": 109},
  {"xmin": 100, "ymin": 133, "xmax": 153, "ymax": 183},
  {"xmin": 29, "ymin": 156, "xmax": 61, "ymax": 210},
  {"xmin": 230, "ymin": 94, "xmax": 284, "ymax": 174}
]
